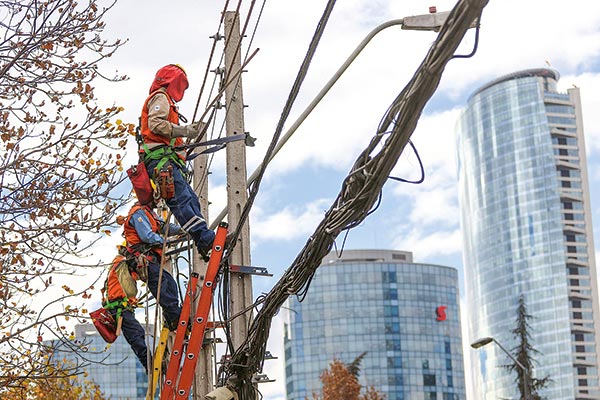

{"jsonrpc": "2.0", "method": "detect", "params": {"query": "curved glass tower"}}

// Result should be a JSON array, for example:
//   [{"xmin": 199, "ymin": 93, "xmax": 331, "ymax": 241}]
[
  {"xmin": 457, "ymin": 68, "xmax": 600, "ymax": 399},
  {"xmin": 284, "ymin": 249, "xmax": 465, "ymax": 400}
]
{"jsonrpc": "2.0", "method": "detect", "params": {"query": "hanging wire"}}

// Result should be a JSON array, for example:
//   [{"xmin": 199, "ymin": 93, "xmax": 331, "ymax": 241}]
[
  {"xmin": 213, "ymin": 0, "xmax": 341, "ymax": 397},
  {"xmin": 192, "ymin": 0, "xmax": 232, "ymax": 122},
  {"xmin": 221, "ymin": 1, "xmax": 489, "ymax": 398}
]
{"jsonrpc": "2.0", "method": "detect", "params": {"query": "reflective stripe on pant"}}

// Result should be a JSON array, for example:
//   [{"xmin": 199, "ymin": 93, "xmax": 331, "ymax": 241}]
[
  {"xmin": 146, "ymin": 159, "xmax": 215, "ymax": 251},
  {"xmin": 146, "ymin": 255, "xmax": 181, "ymax": 327}
]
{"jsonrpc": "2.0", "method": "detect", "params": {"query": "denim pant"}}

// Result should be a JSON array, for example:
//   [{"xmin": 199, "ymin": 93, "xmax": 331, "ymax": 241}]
[
  {"xmin": 110, "ymin": 308, "xmax": 148, "ymax": 373},
  {"xmin": 147, "ymin": 159, "xmax": 215, "ymax": 252},
  {"xmin": 146, "ymin": 255, "xmax": 181, "ymax": 326},
  {"xmin": 112, "ymin": 257, "xmax": 181, "ymax": 373}
]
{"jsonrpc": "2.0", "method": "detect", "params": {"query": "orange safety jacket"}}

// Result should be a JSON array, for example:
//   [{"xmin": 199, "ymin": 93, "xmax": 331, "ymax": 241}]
[
  {"xmin": 123, "ymin": 204, "xmax": 164, "ymax": 256},
  {"xmin": 140, "ymin": 89, "xmax": 183, "ymax": 149},
  {"xmin": 104, "ymin": 254, "xmax": 138, "ymax": 303}
]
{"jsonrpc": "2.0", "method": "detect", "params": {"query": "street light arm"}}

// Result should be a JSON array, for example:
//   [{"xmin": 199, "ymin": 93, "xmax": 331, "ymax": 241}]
[
  {"xmin": 491, "ymin": 338, "xmax": 528, "ymax": 373},
  {"xmin": 209, "ymin": 12, "xmax": 452, "ymax": 230},
  {"xmin": 472, "ymin": 336, "xmax": 532, "ymax": 400}
]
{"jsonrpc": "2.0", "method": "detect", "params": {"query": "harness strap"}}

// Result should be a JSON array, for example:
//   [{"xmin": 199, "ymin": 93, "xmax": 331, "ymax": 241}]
[
  {"xmin": 141, "ymin": 139, "xmax": 185, "ymax": 172},
  {"xmin": 103, "ymin": 298, "xmax": 131, "ymax": 322}
]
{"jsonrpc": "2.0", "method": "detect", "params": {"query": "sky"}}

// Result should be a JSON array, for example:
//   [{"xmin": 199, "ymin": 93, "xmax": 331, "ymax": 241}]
[{"xmin": 73, "ymin": 0, "xmax": 600, "ymax": 399}]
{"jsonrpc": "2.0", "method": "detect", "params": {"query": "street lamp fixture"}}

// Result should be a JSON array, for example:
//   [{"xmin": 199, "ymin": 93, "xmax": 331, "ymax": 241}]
[
  {"xmin": 471, "ymin": 336, "xmax": 532, "ymax": 400},
  {"xmin": 470, "ymin": 336, "xmax": 494, "ymax": 349}
]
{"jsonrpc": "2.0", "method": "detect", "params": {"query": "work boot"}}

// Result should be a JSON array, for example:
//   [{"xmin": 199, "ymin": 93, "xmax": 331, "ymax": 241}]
[{"xmin": 164, "ymin": 317, "xmax": 178, "ymax": 332}]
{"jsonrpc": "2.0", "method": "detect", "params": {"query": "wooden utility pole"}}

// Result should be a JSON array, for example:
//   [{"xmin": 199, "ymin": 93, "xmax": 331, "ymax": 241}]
[
  {"xmin": 192, "ymin": 145, "xmax": 213, "ymax": 396},
  {"xmin": 223, "ymin": 11, "xmax": 253, "ymax": 352}
]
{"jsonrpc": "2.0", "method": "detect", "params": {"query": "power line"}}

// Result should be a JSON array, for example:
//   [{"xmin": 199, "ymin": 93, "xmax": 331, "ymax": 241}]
[{"xmin": 221, "ymin": 0, "xmax": 489, "ymax": 398}]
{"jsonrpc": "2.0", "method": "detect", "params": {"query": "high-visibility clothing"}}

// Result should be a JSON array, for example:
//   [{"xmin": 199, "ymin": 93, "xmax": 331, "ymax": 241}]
[
  {"xmin": 149, "ymin": 64, "xmax": 188, "ymax": 102},
  {"xmin": 105, "ymin": 254, "xmax": 138, "ymax": 303},
  {"xmin": 140, "ymin": 89, "xmax": 183, "ymax": 149},
  {"xmin": 123, "ymin": 204, "xmax": 163, "ymax": 256}
]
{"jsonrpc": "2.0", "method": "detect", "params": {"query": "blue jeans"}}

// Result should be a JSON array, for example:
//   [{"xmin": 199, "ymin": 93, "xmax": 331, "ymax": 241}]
[
  {"xmin": 111, "ymin": 308, "xmax": 148, "ymax": 373},
  {"xmin": 112, "ymin": 256, "xmax": 181, "ymax": 374},
  {"xmin": 146, "ymin": 254, "xmax": 181, "ymax": 327},
  {"xmin": 147, "ymin": 159, "xmax": 215, "ymax": 252}
]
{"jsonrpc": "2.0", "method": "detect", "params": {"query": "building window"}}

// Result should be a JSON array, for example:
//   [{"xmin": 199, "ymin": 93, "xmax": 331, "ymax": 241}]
[
  {"xmin": 383, "ymin": 271, "xmax": 397, "ymax": 283},
  {"xmin": 424, "ymin": 374, "xmax": 436, "ymax": 386}
]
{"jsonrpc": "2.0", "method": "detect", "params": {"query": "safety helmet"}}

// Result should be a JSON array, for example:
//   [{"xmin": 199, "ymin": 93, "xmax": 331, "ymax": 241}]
[{"xmin": 150, "ymin": 64, "xmax": 189, "ymax": 102}]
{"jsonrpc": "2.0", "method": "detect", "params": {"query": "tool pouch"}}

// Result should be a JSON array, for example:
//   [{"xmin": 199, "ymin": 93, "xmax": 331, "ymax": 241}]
[
  {"xmin": 90, "ymin": 307, "xmax": 117, "ymax": 343},
  {"xmin": 127, "ymin": 161, "xmax": 154, "ymax": 205},
  {"xmin": 156, "ymin": 165, "xmax": 175, "ymax": 200}
]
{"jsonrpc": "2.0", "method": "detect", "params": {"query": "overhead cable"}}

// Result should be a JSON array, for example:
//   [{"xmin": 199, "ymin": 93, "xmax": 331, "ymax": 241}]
[{"xmin": 223, "ymin": 1, "xmax": 489, "ymax": 398}]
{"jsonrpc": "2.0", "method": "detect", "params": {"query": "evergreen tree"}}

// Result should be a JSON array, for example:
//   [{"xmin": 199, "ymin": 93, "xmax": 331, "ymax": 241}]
[{"xmin": 504, "ymin": 294, "xmax": 551, "ymax": 400}]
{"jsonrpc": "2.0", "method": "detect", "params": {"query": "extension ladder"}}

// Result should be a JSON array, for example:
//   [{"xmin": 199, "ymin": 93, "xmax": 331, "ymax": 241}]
[
  {"xmin": 159, "ymin": 222, "xmax": 228, "ymax": 400},
  {"xmin": 147, "ymin": 327, "xmax": 170, "ymax": 400}
]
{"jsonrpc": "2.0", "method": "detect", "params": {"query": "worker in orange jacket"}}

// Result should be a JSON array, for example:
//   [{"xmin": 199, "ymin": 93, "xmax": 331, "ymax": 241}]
[
  {"xmin": 121, "ymin": 201, "xmax": 183, "ymax": 331},
  {"xmin": 104, "ymin": 202, "xmax": 184, "ymax": 372},
  {"xmin": 139, "ymin": 64, "xmax": 216, "ymax": 255},
  {"xmin": 102, "ymin": 247, "xmax": 148, "ymax": 372}
]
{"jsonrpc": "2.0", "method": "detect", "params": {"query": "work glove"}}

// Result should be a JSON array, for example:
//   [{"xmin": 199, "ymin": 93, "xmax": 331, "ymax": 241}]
[
  {"xmin": 171, "ymin": 121, "xmax": 205, "ymax": 139},
  {"xmin": 135, "ymin": 254, "xmax": 149, "ymax": 282}
]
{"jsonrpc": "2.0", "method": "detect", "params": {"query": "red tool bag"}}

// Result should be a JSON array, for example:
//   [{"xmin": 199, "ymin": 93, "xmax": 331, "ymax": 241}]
[
  {"xmin": 89, "ymin": 307, "xmax": 117, "ymax": 343},
  {"xmin": 127, "ymin": 161, "xmax": 154, "ymax": 205}
]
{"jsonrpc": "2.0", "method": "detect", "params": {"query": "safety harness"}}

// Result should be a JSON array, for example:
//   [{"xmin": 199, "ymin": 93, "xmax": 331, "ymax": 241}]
[
  {"xmin": 102, "ymin": 297, "xmax": 131, "ymax": 324},
  {"xmin": 141, "ymin": 140, "xmax": 186, "ymax": 175}
]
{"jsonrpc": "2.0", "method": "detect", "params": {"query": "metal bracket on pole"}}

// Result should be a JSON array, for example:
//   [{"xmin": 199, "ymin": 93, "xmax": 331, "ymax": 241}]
[
  {"xmin": 230, "ymin": 265, "xmax": 272, "ymax": 277},
  {"xmin": 203, "ymin": 337, "xmax": 224, "ymax": 346},
  {"xmin": 252, "ymin": 374, "xmax": 275, "ymax": 384},
  {"xmin": 263, "ymin": 351, "xmax": 277, "ymax": 360}
]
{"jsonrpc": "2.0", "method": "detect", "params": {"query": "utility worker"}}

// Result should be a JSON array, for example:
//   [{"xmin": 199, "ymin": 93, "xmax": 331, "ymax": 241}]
[
  {"xmin": 119, "ymin": 201, "xmax": 183, "ymax": 332},
  {"xmin": 102, "ymin": 247, "xmax": 149, "ymax": 372},
  {"xmin": 139, "ymin": 64, "xmax": 216, "ymax": 254}
]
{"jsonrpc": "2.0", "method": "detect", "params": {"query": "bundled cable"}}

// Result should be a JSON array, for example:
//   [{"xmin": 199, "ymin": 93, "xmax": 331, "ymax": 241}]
[{"xmin": 223, "ymin": 0, "xmax": 489, "ymax": 398}]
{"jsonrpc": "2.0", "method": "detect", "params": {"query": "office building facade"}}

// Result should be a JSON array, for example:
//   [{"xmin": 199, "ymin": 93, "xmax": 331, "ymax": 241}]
[
  {"xmin": 284, "ymin": 249, "xmax": 465, "ymax": 400},
  {"xmin": 53, "ymin": 323, "xmax": 149, "ymax": 399},
  {"xmin": 457, "ymin": 68, "xmax": 600, "ymax": 399}
]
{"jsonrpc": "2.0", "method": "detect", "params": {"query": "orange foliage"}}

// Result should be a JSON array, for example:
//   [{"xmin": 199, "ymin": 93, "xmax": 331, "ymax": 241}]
[{"xmin": 308, "ymin": 359, "xmax": 386, "ymax": 400}]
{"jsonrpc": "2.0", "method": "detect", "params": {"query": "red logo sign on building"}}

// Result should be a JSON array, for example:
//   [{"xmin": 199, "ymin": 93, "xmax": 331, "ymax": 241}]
[{"xmin": 436, "ymin": 305, "xmax": 447, "ymax": 321}]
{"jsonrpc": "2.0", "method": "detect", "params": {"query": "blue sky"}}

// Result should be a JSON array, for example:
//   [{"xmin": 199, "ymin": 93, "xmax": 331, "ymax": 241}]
[{"xmin": 76, "ymin": 0, "xmax": 600, "ymax": 398}]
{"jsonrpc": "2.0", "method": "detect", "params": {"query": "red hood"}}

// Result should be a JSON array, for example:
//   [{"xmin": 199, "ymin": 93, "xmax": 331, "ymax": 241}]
[{"xmin": 149, "ymin": 64, "xmax": 189, "ymax": 102}]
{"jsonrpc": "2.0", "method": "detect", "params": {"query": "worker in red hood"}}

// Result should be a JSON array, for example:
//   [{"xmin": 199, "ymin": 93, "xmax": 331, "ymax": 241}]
[{"xmin": 139, "ymin": 64, "xmax": 216, "ymax": 255}]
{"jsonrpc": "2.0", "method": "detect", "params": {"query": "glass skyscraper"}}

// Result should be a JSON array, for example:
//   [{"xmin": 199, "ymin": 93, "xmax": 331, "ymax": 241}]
[
  {"xmin": 284, "ymin": 249, "xmax": 465, "ymax": 400},
  {"xmin": 52, "ymin": 323, "xmax": 151, "ymax": 399},
  {"xmin": 457, "ymin": 68, "xmax": 600, "ymax": 399}
]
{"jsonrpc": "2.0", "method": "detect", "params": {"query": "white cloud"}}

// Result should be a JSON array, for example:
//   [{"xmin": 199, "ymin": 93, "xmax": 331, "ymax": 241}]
[
  {"xmin": 393, "ymin": 228, "xmax": 463, "ymax": 260},
  {"xmin": 251, "ymin": 199, "xmax": 331, "ymax": 242},
  {"xmin": 385, "ymin": 109, "xmax": 462, "ymax": 230}
]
